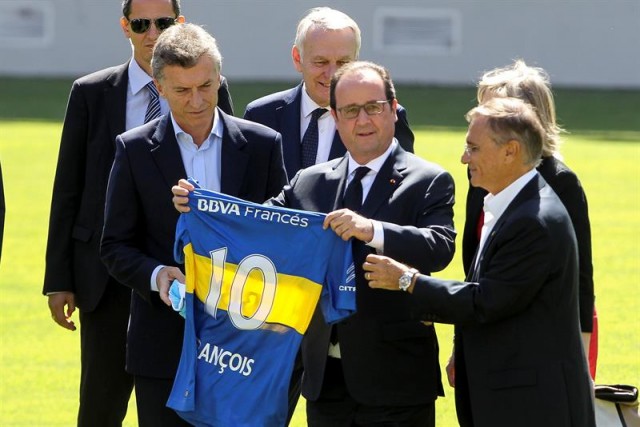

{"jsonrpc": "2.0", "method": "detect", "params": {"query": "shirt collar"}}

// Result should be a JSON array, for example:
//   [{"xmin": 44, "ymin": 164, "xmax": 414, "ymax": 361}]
[
  {"xmin": 347, "ymin": 139, "xmax": 397, "ymax": 176},
  {"xmin": 170, "ymin": 109, "xmax": 222, "ymax": 150},
  {"xmin": 300, "ymin": 83, "xmax": 329, "ymax": 119},
  {"xmin": 128, "ymin": 59, "xmax": 153, "ymax": 95},
  {"xmin": 484, "ymin": 168, "xmax": 538, "ymax": 220}
]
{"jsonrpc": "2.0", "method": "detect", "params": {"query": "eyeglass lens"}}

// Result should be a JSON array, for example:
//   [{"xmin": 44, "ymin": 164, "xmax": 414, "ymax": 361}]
[
  {"xmin": 129, "ymin": 17, "xmax": 176, "ymax": 34},
  {"xmin": 340, "ymin": 101, "xmax": 388, "ymax": 119}
]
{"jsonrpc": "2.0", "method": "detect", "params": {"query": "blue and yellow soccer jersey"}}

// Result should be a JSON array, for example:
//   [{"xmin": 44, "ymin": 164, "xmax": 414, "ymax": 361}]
[{"xmin": 167, "ymin": 186, "xmax": 356, "ymax": 427}]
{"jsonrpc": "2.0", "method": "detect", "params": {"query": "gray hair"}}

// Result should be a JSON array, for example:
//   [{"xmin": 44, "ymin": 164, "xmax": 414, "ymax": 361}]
[
  {"xmin": 466, "ymin": 97, "xmax": 545, "ymax": 167},
  {"xmin": 294, "ymin": 7, "xmax": 361, "ymax": 60},
  {"xmin": 477, "ymin": 59, "xmax": 563, "ymax": 157},
  {"xmin": 152, "ymin": 23, "xmax": 222, "ymax": 81}
]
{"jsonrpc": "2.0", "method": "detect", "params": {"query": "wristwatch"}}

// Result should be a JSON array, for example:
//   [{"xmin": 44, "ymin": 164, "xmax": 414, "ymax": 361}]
[{"xmin": 398, "ymin": 268, "xmax": 418, "ymax": 291}]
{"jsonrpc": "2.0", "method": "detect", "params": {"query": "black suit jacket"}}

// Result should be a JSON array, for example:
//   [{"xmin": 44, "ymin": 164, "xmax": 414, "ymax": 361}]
[
  {"xmin": 100, "ymin": 111, "xmax": 288, "ymax": 378},
  {"xmin": 42, "ymin": 60, "xmax": 234, "ymax": 312},
  {"xmin": 414, "ymin": 175, "xmax": 595, "ymax": 426},
  {"xmin": 244, "ymin": 83, "xmax": 415, "ymax": 178},
  {"xmin": 462, "ymin": 156, "xmax": 594, "ymax": 331},
  {"xmin": 268, "ymin": 144, "xmax": 456, "ymax": 406}
]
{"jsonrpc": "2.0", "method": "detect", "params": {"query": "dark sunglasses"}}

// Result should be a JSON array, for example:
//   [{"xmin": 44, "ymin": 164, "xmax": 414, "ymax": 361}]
[{"xmin": 128, "ymin": 17, "xmax": 176, "ymax": 34}]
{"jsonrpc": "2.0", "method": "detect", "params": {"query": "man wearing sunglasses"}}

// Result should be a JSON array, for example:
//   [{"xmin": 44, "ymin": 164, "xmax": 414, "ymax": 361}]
[{"xmin": 43, "ymin": 1, "xmax": 233, "ymax": 426}]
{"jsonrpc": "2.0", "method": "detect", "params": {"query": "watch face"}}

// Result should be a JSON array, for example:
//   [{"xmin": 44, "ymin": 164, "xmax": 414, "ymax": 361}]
[{"xmin": 399, "ymin": 272, "xmax": 412, "ymax": 290}]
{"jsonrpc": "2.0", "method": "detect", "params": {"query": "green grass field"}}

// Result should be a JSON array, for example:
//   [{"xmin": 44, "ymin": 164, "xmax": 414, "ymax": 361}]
[{"xmin": 0, "ymin": 78, "xmax": 638, "ymax": 426}]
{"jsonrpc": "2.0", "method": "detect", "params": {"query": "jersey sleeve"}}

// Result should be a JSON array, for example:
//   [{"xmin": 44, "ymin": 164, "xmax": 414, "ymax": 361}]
[{"xmin": 319, "ymin": 238, "xmax": 357, "ymax": 324}]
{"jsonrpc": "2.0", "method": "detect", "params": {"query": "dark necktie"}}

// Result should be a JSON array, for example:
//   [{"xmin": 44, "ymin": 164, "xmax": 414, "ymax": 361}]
[
  {"xmin": 144, "ymin": 81, "xmax": 161, "ymax": 124},
  {"xmin": 330, "ymin": 166, "xmax": 370, "ymax": 346},
  {"xmin": 300, "ymin": 108, "xmax": 326, "ymax": 168},
  {"xmin": 343, "ymin": 166, "xmax": 371, "ymax": 211}
]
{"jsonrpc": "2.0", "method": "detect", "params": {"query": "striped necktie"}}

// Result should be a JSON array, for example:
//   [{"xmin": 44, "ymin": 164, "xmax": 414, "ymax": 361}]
[{"xmin": 144, "ymin": 81, "xmax": 161, "ymax": 123}]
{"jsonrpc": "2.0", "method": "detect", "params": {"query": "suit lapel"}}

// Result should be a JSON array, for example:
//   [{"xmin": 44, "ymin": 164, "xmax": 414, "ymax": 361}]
[
  {"xmin": 149, "ymin": 116, "xmax": 187, "ymax": 189},
  {"xmin": 219, "ymin": 110, "xmax": 249, "ymax": 197},
  {"xmin": 359, "ymin": 145, "xmax": 405, "ymax": 218},
  {"xmin": 105, "ymin": 62, "xmax": 129, "ymax": 143},
  {"xmin": 330, "ymin": 157, "xmax": 351, "ymax": 211},
  {"xmin": 471, "ymin": 174, "xmax": 545, "ymax": 280},
  {"xmin": 278, "ymin": 84, "xmax": 303, "ymax": 176}
]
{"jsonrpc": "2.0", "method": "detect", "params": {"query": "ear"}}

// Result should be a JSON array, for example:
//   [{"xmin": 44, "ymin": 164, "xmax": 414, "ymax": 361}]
[
  {"xmin": 330, "ymin": 108, "xmax": 339, "ymax": 123},
  {"xmin": 120, "ymin": 16, "xmax": 131, "ymax": 39},
  {"xmin": 176, "ymin": 15, "xmax": 186, "ymax": 24},
  {"xmin": 154, "ymin": 79, "xmax": 164, "ymax": 98},
  {"xmin": 503, "ymin": 139, "xmax": 520, "ymax": 164},
  {"xmin": 390, "ymin": 99, "xmax": 399, "ymax": 122},
  {"xmin": 292, "ymin": 45, "xmax": 303, "ymax": 73}
]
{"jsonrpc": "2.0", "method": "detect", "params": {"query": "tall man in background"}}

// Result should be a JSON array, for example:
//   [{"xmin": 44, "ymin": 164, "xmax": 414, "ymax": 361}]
[
  {"xmin": 244, "ymin": 7, "xmax": 414, "ymax": 180},
  {"xmin": 100, "ymin": 23, "xmax": 287, "ymax": 426},
  {"xmin": 42, "ymin": 1, "xmax": 232, "ymax": 425}
]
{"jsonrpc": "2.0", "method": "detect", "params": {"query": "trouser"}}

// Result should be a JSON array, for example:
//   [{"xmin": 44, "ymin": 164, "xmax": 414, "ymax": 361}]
[{"xmin": 77, "ymin": 281, "xmax": 133, "ymax": 427}]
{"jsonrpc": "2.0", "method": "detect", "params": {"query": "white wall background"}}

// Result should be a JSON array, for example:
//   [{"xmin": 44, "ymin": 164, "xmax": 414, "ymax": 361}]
[{"xmin": 0, "ymin": 0, "xmax": 638, "ymax": 88}]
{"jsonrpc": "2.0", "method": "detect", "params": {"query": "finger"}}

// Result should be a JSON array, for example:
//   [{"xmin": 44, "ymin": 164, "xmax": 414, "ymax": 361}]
[
  {"xmin": 51, "ymin": 310, "xmax": 76, "ymax": 331},
  {"xmin": 323, "ymin": 209, "xmax": 347, "ymax": 229},
  {"xmin": 178, "ymin": 178, "xmax": 195, "ymax": 191},
  {"xmin": 171, "ymin": 185, "xmax": 189, "ymax": 197},
  {"xmin": 66, "ymin": 300, "xmax": 76, "ymax": 318},
  {"xmin": 159, "ymin": 289, "xmax": 172, "ymax": 307},
  {"xmin": 171, "ymin": 269, "xmax": 186, "ymax": 283},
  {"xmin": 365, "ymin": 253, "xmax": 384, "ymax": 263}
]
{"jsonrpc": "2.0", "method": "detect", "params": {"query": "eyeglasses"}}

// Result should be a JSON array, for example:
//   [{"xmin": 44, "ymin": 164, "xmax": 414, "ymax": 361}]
[
  {"xmin": 337, "ymin": 100, "xmax": 390, "ymax": 119},
  {"xmin": 463, "ymin": 144, "xmax": 479, "ymax": 156},
  {"xmin": 128, "ymin": 17, "xmax": 176, "ymax": 34}
]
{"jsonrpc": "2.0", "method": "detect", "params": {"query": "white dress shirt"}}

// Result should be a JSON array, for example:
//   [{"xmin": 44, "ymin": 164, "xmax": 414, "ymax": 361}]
[
  {"xmin": 125, "ymin": 59, "xmax": 169, "ymax": 131},
  {"xmin": 476, "ymin": 168, "xmax": 539, "ymax": 268}
]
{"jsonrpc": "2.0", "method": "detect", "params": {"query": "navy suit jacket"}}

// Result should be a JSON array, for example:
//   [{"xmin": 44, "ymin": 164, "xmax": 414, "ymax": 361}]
[
  {"xmin": 414, "ymin": 174, "xmax": 595, "ymax": 427},
  {"xmin": 100, "ymin": 111, "xmax": 288, "ymax": 378},
  {"xmin": 42, "ymin": 60, "xmax": 234, "ymax": 312},
  {"xmin": 244, "ymin": 83, "xmax": 415, "ymax": 178},
  {"xmin": 462, "ymin": 156, "xmax": 594, "ymax": 331},
  {"xmin": 268, "ymin": 144, "xmax": 456, "ymax": 406}
]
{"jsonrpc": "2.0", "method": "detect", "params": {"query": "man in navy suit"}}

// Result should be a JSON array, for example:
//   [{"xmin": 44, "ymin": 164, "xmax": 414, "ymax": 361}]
[
  {"xmin": 364, "ymin": 97, "xmax": 595, "ymax": 427},
  {"xmin": 42, "ymin": 1, "xmax": 233, "ymax": 425},
  {"xmin": 244, "ymin": 7, "xmax": 414, "ymax": 180},
  {"xmin": 174, "ymin": 60, "xmax": 455, "ymax": 426},
  {"xmin": 100, "ymin": 23, "xmax": 287, "ymax": 426}
]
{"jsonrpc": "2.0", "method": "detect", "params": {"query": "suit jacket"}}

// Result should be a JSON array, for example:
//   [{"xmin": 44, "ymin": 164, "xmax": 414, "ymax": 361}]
[
  {"xmin": 268, "ymin": 144, "xmax": 456, "ymax": 406},
  {"xmin": 414, "ymin": 175, "xmax": 595, "ymax": 427},
  {"xmin": 462, "ymin": 156, "xmax": 594, "ymax": 331},
  {"xmin": 42, "ymin": 60, "xmax": 234, "ymax": 312},
  {"xmin": 244, "ymin": 83, "xmax": 415, "ymax": 178},
  {"xmin": 100, "ymin": 111, "xmax": 288, "ymax": 378}
]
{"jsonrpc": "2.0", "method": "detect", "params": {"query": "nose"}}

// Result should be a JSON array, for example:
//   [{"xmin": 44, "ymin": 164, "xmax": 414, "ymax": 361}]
[
  {"xmin": 147, "ymin": 22, "xmax": 161, "ymax": 38},
  {"xmin": 189, "ymin": 88, "xmax": 202, "ymax": 107},
  {"xmin": 326, "ymin": 63, "xmax": 339, "ymax": 78},
  {"xmin": 461, "ymin": 150, "xmax": 470, "ymax": 164},
  {"xmin": 355, "ymin": 106, "xmax": 371, "ymax": 123}
]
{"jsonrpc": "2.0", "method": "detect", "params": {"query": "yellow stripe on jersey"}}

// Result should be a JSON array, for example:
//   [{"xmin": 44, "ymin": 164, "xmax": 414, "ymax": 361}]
[{"xmin": 183, "ymin": 243, "xmax": 323, "ymax": 335}]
